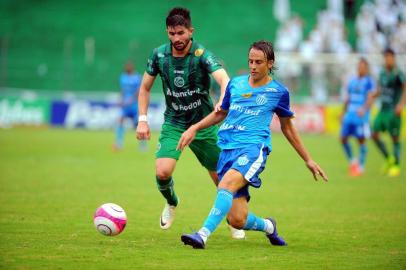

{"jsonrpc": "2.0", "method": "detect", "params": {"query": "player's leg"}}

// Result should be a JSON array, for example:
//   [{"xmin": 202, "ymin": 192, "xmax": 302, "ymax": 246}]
[
  {"xmin": 114, "ymin": 115, "xmax": 125, "ymax": 151},
  {"xmin": 181, "ymin": 169, "xmax": 247, "ymax": 249},
  {"xmin": 155, "ymin": 124, "xmax": 183, "ymax": 229},
  {"xmin": 340, "ymin": 121, "xmax": 353, "ymax": 163},
  {"xmin": 189, "ymin": 127, "xmax": 245, "ymax": 239},
  {"xmin": 182, "ymin": 144, "xmax": 269, "ymax": 248},
  {"xmin": 356, "ymin": 137, "xmax": 366, "ymax": 175},
  {"xmin": 388, "ymin": 115, "xmax": 401, "ymax": 177},
  {"xmin": 372, "ymin": 112, "xmax": 393, "ymax": 173},
  {"xmin": 340, "ymin": 122, "xmax": 359, "ymax": 175},
  {"xmin": 228, "ymin": 196, "xmax": 286, "ymax": 246}
]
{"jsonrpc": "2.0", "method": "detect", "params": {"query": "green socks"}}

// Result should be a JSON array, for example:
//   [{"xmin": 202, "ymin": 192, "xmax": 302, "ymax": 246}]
[{"xmin": 156, "ymin": 176, "xmax": 178, "ymax": 206}]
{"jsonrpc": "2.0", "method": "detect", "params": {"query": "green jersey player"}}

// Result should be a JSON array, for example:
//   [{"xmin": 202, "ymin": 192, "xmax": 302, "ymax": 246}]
[
  {"xmin": 372, "ymin": 48, "xmax": 406, "ymax": 177},
  {"xmin": 136, "ymin": 7, "xmax": 244, "ymax": 238}
]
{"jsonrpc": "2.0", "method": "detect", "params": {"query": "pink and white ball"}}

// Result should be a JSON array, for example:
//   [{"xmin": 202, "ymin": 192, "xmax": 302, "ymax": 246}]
[{"xmin": 94, "ymin": 203, "xmax": 127, "ymax": 236}]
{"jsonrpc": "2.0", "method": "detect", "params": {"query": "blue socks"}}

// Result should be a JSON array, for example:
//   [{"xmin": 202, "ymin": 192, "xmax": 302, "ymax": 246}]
[
  {"xmin": 342, "ymin": 142, "xmax": 353, "ymax": 161},
  {"xmin": 359, "ymin": 143, "xmax": 367, "ymax": 168},
  {"xmin": 200, "ymin": 189, "xmax": 233, "ymax": 238},
  {"xmin": 115, "ymin": 125, "xmax": 124, "ymax": 148},
  {"xmin": 243, "ymin": 213, "xmax": 266, "ymax": 231}
]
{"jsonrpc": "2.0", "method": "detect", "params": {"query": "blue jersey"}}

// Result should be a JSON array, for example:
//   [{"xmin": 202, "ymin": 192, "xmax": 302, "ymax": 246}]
[
  {"xmin": 343, "ymin": 75, "xmax": 375, "ymax": 124},
  {"xmin": 120, "ymin": 72, "xmax": 141, "ymax": 110},
  {"xmin": 219, "ymin": 75, "xmax": 294, "ymax": 150}
]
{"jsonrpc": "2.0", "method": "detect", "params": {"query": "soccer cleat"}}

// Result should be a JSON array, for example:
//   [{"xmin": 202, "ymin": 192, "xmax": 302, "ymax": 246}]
[
  {"xmin": 381, "ymin": 156, "xmax": 395, "ymax": 174},
  {"xmin": 265, "ymin": 217, "xmax": 287, "ymax": 246},
  {"xmin": 228, "ymin": 225, "xmax": 246, "ymax": 239},
  {"xmin": 160, "ymin": 203, "xmax": 176, "ymax": 230},
  {"xmin": 349, "ymin": 160, "xmax": 362, "ymax": 177},
  {"xmin": 181, "ymin": 233, "xmax": 205, "ymax": 249},
  {"xmin": 387, "ymin": 165, "xmax": 400, "ymax": 177}
]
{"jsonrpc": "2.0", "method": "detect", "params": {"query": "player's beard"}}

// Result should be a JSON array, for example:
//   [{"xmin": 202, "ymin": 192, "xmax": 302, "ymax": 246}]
[{"xmin": 172, "ymin": 38, "xmax": 191, "ymax": 52}]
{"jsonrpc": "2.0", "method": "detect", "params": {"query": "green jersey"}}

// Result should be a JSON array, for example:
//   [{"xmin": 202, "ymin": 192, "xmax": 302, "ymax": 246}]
[
  {"xmin": 379, "ymin": 67, "xmax": 406, "ymax": 112},
  {"xmin": 146, "ymin": 40, "xmax": 223, "ymax": 129}
]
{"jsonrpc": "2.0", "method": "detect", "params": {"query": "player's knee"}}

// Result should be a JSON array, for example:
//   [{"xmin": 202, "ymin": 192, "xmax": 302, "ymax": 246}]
[
  {"xmin": 371, "ymin": 133, "xmax": 379, "ymax": 141},
  {"xmin": 340, "ymin": 137, "xmax": 347, "ymax": 144},
  {"xmin": 228, "ymin": 215, "xmax": 246, "ymax": 229},
  {"xmin": 155, "ymin": 170, "xmax": 172, "ymax": 180}
]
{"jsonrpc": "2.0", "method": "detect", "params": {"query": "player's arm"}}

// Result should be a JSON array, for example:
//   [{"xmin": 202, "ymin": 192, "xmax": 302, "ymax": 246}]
[
  {"xmin": 211, "ymin": 69, "xmax": 230, "ymax": 112},
  {"xmin": 279, "ymin": 116, "xmax": 328, "ymax": 181},
  {"xmin": 136, "ymin": 72, "xmax": 156, "ymax": 140},
  {"xmin": 177, "ymin": 110, "xmax": 227, "ymax": 151},
  {"xmin": 395, "ymin": 82, "xmax": 406, "ymax": 116}
]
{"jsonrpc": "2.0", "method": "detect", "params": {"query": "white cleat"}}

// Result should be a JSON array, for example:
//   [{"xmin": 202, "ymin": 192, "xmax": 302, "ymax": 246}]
[
  {"xmin": 228, "ymin": 225, "xmax": 246, "ymax": 239},
  {"xmin": 160, "ymin": 203, "xmax": 176, "ymax": 230}
]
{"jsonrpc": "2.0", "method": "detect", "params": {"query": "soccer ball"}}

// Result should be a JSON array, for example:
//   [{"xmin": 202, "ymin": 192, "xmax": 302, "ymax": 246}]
[{"xmin": 93, "ymin": 203, "xmax": 127, "ymax": 236}]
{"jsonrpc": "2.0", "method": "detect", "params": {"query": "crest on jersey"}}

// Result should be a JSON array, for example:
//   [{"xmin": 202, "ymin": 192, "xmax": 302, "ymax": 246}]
[
  {"xmin": 256, "ymin": 94, "xmax": 267, "ymax": 105},
  {"xmin": 174, "ymin": 76, "xmax": 185, "ymax": 87},
  {"xmin": 241, "ymin": 93, "xmax": 252, "ymax": 98},
  {"xmin": 237, "ymin": 155, "xmax": 249, "ymax": 166},
  {"xmin": 195, "ymin": 48, "xmax": 204, "ymax": 57}
]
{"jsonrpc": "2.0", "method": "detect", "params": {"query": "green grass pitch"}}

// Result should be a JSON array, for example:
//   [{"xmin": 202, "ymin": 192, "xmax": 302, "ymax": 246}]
[{"xmin": 0, "ymin": 128, "xmax": 405, "ymax": 269}]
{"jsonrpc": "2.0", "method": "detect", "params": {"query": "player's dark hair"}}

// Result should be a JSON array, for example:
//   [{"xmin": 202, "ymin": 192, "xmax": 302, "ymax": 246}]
[
  {"xmin": 359, "ymin": 57, "xmax": 369, "ymax": 66},
  {"xmin": 383, "ymin": 47, "xmax": 395, "ymax": 55},
  {"xmin": 166, "ymin": 7, "xmax": 192, "ymax": 28},
  {"xmin": 249, "ymin": 40, "xmax": 276, "ymax": 72}
]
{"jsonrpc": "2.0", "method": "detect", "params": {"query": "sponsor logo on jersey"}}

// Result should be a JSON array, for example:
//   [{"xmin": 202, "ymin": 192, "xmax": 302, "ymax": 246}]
[
  {"xmin": 241, "ymin": 93, "xmax": 252, "ymax": 98},
  {"xmin": 174, "ymin": 70, "xmax": 184, "ymax": 74},
  {"xmin": 171, "ymin": 99, "xmax": 202, "ymax": 111},
  {"xmin": 194, "ymin": 48, "xmax": 204, "ymax": 57},
  {"xmin": 265, "ymin": 87, "xmax": 278, "ymax": 92},
  {"xmin": 171, "ymin": 102, "xmax": 179, "ymax": 111},
  {"xmin": 174, "ymin": 76, "xmax": 185, "ymax": 87},
  {"xmin": 157, "ymin": 53, "xmax": 164, "ymax": 58},
  {"xmin": 237, "ymin": 155, "xmax": 250, "ymax": 166},
  {"xmin": 256, "ymin": 94, "xmax": 267, "ymax": 105}
]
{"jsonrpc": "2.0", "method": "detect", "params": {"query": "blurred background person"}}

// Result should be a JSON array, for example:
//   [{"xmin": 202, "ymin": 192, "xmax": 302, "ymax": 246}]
[
  {"xmin": 113, "ymin": 61, "xmax": 146, "ymax": 152},
  {"xmin": 372, "ymin": 48, "xmax": 406, "ymax": 177},
  {"xmin": 340, "ymin": 58, "xmax": 376, "ymax": 177}
]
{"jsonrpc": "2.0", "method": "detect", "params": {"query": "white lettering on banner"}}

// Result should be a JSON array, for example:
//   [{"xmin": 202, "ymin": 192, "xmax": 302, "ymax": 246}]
[
  {"xmin": 229, "ymin": 104, "xmax": 261, "ymax": 116},
  {"xmin": 65, "ymin": 101, "xmax": 120, "ymax": 130},
  {"xmin": 219, "ymin": 122, "xmax": 246, "ymax": 131},
  {"xmin": 0, "ymin": 100, "xmax": 45, "ymax": 128}
]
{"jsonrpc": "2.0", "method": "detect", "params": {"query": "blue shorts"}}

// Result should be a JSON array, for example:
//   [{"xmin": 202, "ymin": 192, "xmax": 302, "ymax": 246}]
[
  {"xmin": 217, "ymin": 144, "xmax": 270, "ymax": 199},
  {"xmin": 121, "ymin": 105, "xmax": 138, "ymax": 124},
  {"xmin": 340, "ymin": 120, "xmax": 370, "ymax": 139}
]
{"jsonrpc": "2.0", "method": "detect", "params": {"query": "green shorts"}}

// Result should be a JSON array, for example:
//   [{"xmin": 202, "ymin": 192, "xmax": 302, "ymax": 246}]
[
  {"xmin": 155, "ymin": 123, "xmax": 220, "ymax": 171},
  {"xmin": 372, "ymin": 111, "xmax": 402, "ymax": 137}
]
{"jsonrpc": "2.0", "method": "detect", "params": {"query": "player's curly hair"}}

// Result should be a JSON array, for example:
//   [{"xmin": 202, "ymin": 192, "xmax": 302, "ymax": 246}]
[
  {"xmin": 166, "ymin": 7, "xmax": 192, "ymax": 28},
  {"xmin": 249, "ymin": 40, "xmax": 276, "ymax": 73}
]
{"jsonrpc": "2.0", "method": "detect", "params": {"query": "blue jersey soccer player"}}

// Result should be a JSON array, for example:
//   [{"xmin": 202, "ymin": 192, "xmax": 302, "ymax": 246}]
[
  {"xmin": 177, "ymin": 40, "xmax": 328, "ymax": 249},
  {"xmin": 340, "ymin": 58, "xmax": 376, "ymax": 176},
  {"xmin": 113, "ymin": 61, "xmax": 144, "ymax": 151}
]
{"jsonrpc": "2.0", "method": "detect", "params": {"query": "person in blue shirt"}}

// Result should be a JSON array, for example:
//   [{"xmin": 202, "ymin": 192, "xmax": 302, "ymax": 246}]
[
  {"xmin": 177, "ymin": 40, "xmax": 328, "ymax": 249},
  {"xmin": 340, "ymin": 58, "xmax": 377, "ymax": 176},
  {"xmin": 114, "ymin": 61, "xmax": 146, "ymax": 151}
]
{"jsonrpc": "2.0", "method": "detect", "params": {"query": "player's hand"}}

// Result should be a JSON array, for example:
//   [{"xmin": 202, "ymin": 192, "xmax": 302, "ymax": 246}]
[
  {"xmin": 305, "ymin": 160, "xmax": 328, "ymax": 182},
  {"xmin": 214, "ymin": 102, "xmax": 223, "ymax": 112},
  {"xmin": 395, "ymin": 104, "xmax": 403, "ymax": 116},
  {"xmin": 136, "ymin": 121, "xmax": 151, "ymax": 140},
  {"xmin": 176, "ymin": 126, "xmax": 197, "ymax": 151}
]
